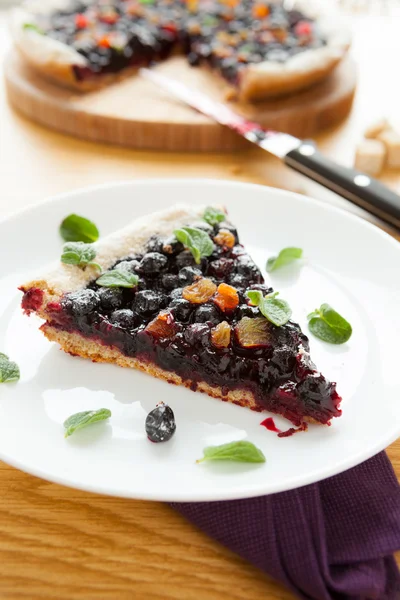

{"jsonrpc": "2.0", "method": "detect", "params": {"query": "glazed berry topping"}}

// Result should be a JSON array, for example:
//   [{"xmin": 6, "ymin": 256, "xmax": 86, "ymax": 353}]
[
  {"xmin": 33, "ymin": 1, "xmax": 325, "ymax": 86},
  {"xmin": 54, "ymin": 218, "xmax": 341, "ymax": 427}
]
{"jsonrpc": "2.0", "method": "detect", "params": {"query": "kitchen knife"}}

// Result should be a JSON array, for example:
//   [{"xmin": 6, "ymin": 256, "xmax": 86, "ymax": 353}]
[{"xmin": 140, "ymin": 68, "xmax": 400, "ymax": 229}]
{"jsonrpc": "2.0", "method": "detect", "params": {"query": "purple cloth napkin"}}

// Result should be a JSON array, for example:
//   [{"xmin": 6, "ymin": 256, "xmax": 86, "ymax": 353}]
[{"xmin": 171, "ymin": 452, "xmax": 400, "ymax": 600}]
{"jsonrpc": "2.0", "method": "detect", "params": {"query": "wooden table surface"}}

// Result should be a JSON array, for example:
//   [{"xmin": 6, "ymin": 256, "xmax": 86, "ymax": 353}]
[{"xmin": 0, "ymin": 12, "xmax": 399, "ymax": 600}]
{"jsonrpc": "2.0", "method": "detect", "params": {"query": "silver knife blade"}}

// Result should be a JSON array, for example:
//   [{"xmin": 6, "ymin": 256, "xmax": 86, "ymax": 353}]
[{"xmin": 140, "ymin": 68, "xmax": 300, "ymax": 158}]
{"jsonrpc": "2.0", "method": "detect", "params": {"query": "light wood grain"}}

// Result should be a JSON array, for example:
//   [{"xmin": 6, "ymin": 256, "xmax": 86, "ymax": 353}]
[
  {"xmin": 4, "ymin": 53, "xmax": 356, "ymax": 152},
  {"xmin": 0, "ymin": 13, "xmax": 399, "ymax": 600}
]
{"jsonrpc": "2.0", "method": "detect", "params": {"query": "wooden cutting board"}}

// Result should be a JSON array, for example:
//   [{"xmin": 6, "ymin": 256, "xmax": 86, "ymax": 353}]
[{"xmin": 4, "ymin": 52, "xmax": 357, "ymax": 152}]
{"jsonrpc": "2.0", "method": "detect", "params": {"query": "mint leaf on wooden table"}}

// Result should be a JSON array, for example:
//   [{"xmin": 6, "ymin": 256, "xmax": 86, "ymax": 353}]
[
  {"xmin": 96, "ymin": 269, "xmax": 138, "ymax": 288},
  {"xmin": 197, "ymin": 441, "xmax": 266, "ymax": 464},
  {"xmin": 203, "ymin": 206, "xmax": 226, "ymax": 226},
  {"xmin": 60, "ymin": 214, "xmax": 100, "ymax": 243},
  {"xmin": 266, "ymin": 247, "xmax": 303, "ymax": 272},
  {"xmin": 61, "ymin": 242, "xmax": 101, "ymax": 271},
  {"xmin": 64, "ymin": 409, "xmax": 112, "ymax": 438},
  {"xmin": 174, "ymin": 227, "xmax": 215, "ymax": 264},
  {"xmin": 0, "ymin": 353, "xmax": 20, "ymax": 383},
  {"xmin": 308, "ymin": 304, "xmax": 352, "ymax": 345},
  {"xmin": 246, "ymin": 290, "xmax": 292, "ymax": 327}
]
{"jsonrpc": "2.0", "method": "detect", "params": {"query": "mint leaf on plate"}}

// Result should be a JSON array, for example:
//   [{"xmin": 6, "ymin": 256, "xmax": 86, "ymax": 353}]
[
  {"xmin": 61, "ymin": 242, "xmax": 101, "ymax": 270},
  {"xmin": 60, "ymin": 214, "xmax": 100, "ymax": 243},
  {"xmin": 64, "ymin": 408, "xmax": 112, "ymax": 438},
  {"xmin": 0, "ymin": 353, "xmax": 20, "ymax": 383},
  {"xmin": 174, "ymin": 227, "xmax": 215, "ymax": 264},
  {"xmin": 266, "ymin": 247, "xmax": 303, "ymax": 272},
  {"xmin": 197, "ymin": 441, "xmax": 266, "ymax": 464},
  {"xmin": 96, "ymin": 268, "xmax": 138, "ymax": 288},
  {"xmin": 308, "ymin": 304, "xmax": 352, "ymax": 344},
  {"xmin": 203, "ymin": 206, "xmax": 226, "ymax": 226},
  {"xmin": 246, "ymin": 290, "xmax": 292, "ymax": 327}
]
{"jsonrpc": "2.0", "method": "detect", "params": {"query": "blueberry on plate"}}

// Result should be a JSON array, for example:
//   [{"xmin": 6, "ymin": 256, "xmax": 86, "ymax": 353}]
[
  {"xmin": 110, "ymin": 309, "xmax": 136, "ymax": 328},
  {"xmin": 139, "ymin": 252, "xmax": 168, "ymax": 274},
  {"xmin": 195, "ymin": 303, "xmax": 220, "ymax": 325},
  {"xmin": 178, "ymin": 266, "xmax": 202, "ymax": 286},
  {"xmin": 169, "ymin": 298, "xmax": 193, "ymax": 322},
  {"xmin": 133, "ymin": 290, "xmax": 165, "ymax": 313},
  {"xmin": 146, "ymin": 402, "xmax": 176, "ymax": 443},
  {"xmin": 97, "ymin": 287, "xmax": 124, "ymax": 310},
  {"xmin": 64, "ymin": 289, "xmax": 100, "ymax": 316},
  {"xmin": 162, "ymin": 273, "xmax": 179, "ymax": 290}
]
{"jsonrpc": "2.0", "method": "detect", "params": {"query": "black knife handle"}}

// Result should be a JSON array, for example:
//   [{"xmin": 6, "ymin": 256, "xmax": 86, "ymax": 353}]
[{"xmin": 284, "ymin": 142, "xmax": 400, "ymax": 229}]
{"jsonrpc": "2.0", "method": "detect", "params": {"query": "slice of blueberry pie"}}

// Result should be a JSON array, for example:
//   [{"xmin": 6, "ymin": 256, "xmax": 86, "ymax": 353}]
[{"xmin": 20, "ymin": 204, "xmax": 341, "ymax": 428}]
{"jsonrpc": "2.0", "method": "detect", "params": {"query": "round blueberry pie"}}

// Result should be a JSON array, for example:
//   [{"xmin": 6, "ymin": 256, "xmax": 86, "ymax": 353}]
[
  {"xmin": 11, "ymin": 0, "xmax": 350, "ymax": 101},
  {"xmin": 19, "ymin": 204, "xmax": 341, "ymax": 428}
]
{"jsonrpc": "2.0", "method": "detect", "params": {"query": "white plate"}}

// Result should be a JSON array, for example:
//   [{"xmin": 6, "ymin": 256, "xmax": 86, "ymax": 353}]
[{"xmin": 0, "ymin": 180, "xmax": 399, "ymax": 501}]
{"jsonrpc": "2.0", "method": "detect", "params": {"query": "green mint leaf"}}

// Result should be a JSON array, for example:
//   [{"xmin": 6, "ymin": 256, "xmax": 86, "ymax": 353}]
[
  {"xmin": 139, "ymin": 0, "xmax": 154, "ymax": 4},
  {"xmin": 23, "ymin": 23, "xmax": 44, "ymax": 34},
  {"xmin": 203, "ymin": 206, "xmax": 226, "ymax": 226},
  {"xmin": 174, "ymin": 227, "xmax": 214, "ymax": 265},
  {"xmin": 245, "ymin": 290, "xmax": 263, "ymax": 306},
  {"xmin": 266, "ymin": 247, "xmax": 303, "ymax": 272},
  {"xmin": 197, "ymin": 441, "xmax": 266, "ymax": 464},
  {"xmin": 96, "ymin": 269, "xmax": 138, "ymax": 288},
  {"xmin": 60, "ymin": 214, "xmax": 100, "ymax": 243},
  {"xmin": 0, "ymin": 353, "xmax": 20, "ymax": 383},
  {"xmin": 245, "ymin": 290, "xmax": 292, "ymax": 327},
  {"xmin": 307, "ymin": 304, "xmax": 352, "ymax": 344},
  {"xmin": 64, "ymin": 408, "xmax": 111, "ymax": 438},
  {"xmin": 259, "ymin": 293, "xmax": 292, "ymax": 327},
  {"xmin": 61, "ymin": 242, "xmax": 98, "ymax": 269}
]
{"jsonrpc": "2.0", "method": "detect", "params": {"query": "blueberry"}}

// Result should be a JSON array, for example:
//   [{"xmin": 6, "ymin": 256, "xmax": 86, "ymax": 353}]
[
  {"xmin": 97, "ymin": 287, "xmax": 124, "ymax": 310},
  {"xmin": 235, "ymin": 255, "xmax": 262, "ymax": 281},
  {"xmin": 162, "ymin": 236, "xmax": 184, "ymax": 255},
  {"xmin": 178, "ymin": 266, "xmax": 202, "ymax": 286},
  {"xmin": 145, "ymin": 402, "xmax": 176, "ymax": 443},
  {"xmin": 195, "ymin": 304, "xmax": 220, "ymax": 325},
  {"xmin": 236, "ymin": 304, "xmax": 259, "ymax": 319},
  {"xmin": 170, "ymin": 287, "xmax": 184, "ymax": 300},
  {"xmin": 139, "ymin": 252, "xmax": 168, "ymax": 274},
  {"xmin": 65, "ymin": 289, "xmax": 100, "ymax": 316},
  {"xmin": 297, "ymin": 374, "xmax": 332, "ymax": 402},
  {"xmin": 184, "ymin": 323, "xmax": 210, "ymax": 346},
  {"xmin": 133, "ymin": 289, "xmax": 165, "ymax": 313},
  {"xmin": 162, "ymin": 273, "xmax": 179, "ymax": 290},
  {"xmin": 169, "ymin": 298, "xmax": 193, "ymax": 322},
  {"xmin": 229, "ymin": 273, "xmax": 249, "ymax": 290},
  {"xmin": 271, "ymin": 346, "xmax": 296, "ymax": 377},
  {"xmin": 208, "ymin": 258, "xmax": 234, "ymax": 279},
  {"xmin": 175, "ymin": 251, "xmax": 196, "ymax": 269},
  {"xmin": 146, "ymin": 235, "xmax": 164, "ymax": 253},
  {"xmin": 110, "ymin": 309, "xmax": 136, "ymax": 328}
]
